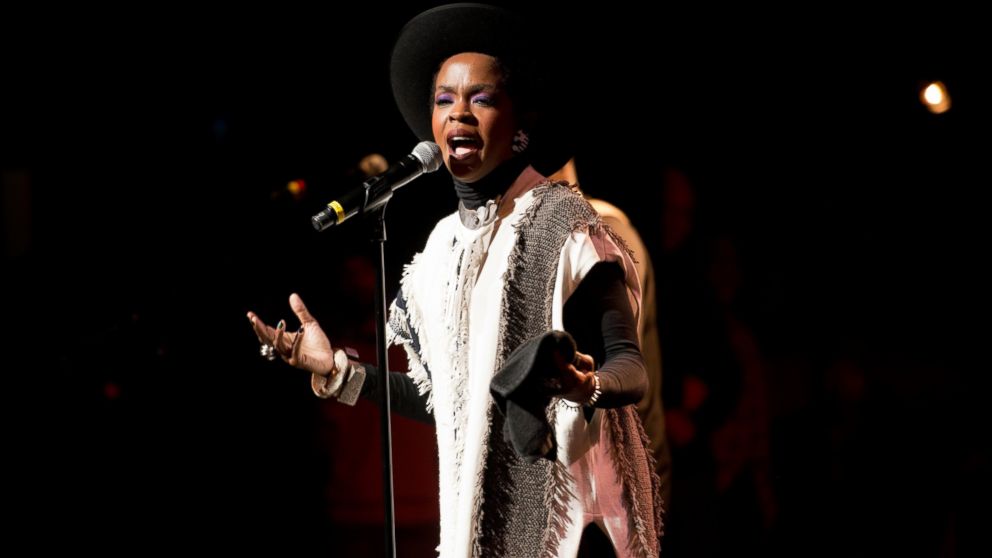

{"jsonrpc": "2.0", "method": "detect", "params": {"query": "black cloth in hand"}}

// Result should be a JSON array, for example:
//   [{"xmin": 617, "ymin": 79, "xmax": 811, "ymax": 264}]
[{"xmin": 490, "ymin": 330, "xmax": 576, "ymax": 463}]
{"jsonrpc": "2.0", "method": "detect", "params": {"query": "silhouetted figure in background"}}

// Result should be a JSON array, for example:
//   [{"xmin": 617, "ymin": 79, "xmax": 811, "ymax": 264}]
[{"xmin": 653, "ymin": 168, "xmax": 776, "ymax": 557}]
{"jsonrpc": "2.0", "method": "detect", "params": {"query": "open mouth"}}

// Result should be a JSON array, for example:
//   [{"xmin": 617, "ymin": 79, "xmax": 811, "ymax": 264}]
[{"xmin": 447, "ymin": 130, "xmax": 481, "ymax": 160}]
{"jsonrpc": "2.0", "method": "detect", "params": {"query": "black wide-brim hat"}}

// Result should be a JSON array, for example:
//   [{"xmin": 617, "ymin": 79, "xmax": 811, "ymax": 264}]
[{"xmin": 390, "ymin": 3, "xmax": 574, "ymax": 173}]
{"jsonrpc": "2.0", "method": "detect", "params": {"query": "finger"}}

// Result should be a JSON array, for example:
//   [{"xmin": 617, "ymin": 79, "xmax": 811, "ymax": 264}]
[
  {"xmin": 548, "ymin": 365, "xmax": 579, "ymax": 394},
  {"xmin": 288, "ymin": 326, "xmax": 304, "ymax": 367},
  {"xmin": 573, "ymin": 351, "xmax": 595, "ymax": 372},
  {"xmin": 560, "ymin": 366, "xmax": 594, "ymax": 402},
  {"xmin": 248, "ymin": 312, "xmax": 278, "ymax": 345},
  {"xmin": 565, "ymin": 364, "xmax": 582, "ymax": 386},
  {"xmin": 290, "ymin": 293, "xmax": 316, "ymax": 325},
  {"xmin": 273, "ymin": 319, "xmax": 286, "ymax": 356},
  {"xmin": 277, "ymin": 329, "xmax": 298, "ymax": 354}
]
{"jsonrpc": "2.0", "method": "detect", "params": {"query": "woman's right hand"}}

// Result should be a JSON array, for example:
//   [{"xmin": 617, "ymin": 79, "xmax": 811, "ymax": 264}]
[
  {"xmin": 248, "ymin": 293, "xmax": 336, "ymax": 377},
  {"xmin": 552, "ymin": 349, "xmax": 598, "ymax": 404}
]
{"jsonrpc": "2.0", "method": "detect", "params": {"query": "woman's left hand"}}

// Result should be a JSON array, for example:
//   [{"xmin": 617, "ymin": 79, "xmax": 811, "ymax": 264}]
[{"xmin": 551, "ymin": 350, "xmax": 597, "ymax": 404}]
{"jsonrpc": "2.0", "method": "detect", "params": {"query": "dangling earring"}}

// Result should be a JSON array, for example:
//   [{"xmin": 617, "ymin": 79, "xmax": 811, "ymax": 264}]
[{"xmin": 511, "ymin": 129, "xmax": 530, "ymax": 154}]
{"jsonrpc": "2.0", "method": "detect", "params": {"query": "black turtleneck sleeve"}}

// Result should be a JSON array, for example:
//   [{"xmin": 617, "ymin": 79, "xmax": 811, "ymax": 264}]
[{"xmin": 563, "ymin": 261, "xmax": 646, "ymax": 407}]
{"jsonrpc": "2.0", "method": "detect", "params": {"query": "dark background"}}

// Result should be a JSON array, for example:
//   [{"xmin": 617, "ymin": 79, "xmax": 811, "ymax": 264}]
[{"xmin": 3, "ymin": 2, "xmax": 989, "ymax": 556}]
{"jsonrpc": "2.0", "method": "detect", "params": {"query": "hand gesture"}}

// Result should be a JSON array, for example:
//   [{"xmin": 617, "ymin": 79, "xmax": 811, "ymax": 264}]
[{"xmin": 248, "ymin": 293, "xmax": 335, "ymax": 377}]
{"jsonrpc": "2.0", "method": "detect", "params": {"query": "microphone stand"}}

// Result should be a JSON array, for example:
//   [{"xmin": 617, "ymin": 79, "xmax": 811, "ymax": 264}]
[
  {"xmin": 313, "ymin": 143, "xmax": 440, "ymax": 555},
  {"xmin": 368, "ymin": 204, "xmax": 397, "ymax": 558}
]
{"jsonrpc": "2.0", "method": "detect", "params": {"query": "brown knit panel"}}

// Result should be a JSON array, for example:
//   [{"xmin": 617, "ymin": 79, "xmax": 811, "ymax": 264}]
[
  {"xmin": 476, "ymin": 183, "xmax": 598, "ymax": 555},
  {"xmin": 476, "ymin": 182, "xmax": 661, "ymax": 556}
]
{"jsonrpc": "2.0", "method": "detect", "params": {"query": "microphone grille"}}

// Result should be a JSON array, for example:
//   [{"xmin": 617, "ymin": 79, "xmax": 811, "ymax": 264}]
[{"xmin": 411, "ymin": 141, "xmax": 443, "ymax": 173}]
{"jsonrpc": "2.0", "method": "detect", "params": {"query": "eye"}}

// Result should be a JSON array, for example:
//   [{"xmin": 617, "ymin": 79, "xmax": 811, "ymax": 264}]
[
  {"xmin": 472, "ymin": 94, "xmax": 494, "ymax": 107},
  {"xmin": 435, "ymin": 94, "xmax": 454, "ymax": 106}
]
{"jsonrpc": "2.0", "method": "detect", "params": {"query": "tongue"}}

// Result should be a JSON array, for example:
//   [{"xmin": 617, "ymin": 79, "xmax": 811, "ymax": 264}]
[{"xmin": 455, "ymin": 146, "xmax": 477, "ymax": 157}]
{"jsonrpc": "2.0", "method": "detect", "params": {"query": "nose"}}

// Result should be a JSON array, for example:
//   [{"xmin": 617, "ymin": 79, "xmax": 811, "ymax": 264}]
[{"xmin": 448, "ymin": 100, "xmax": 475, "ymax": 123}]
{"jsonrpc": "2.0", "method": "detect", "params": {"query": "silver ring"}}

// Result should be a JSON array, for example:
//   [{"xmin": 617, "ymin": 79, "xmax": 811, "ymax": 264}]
[{"xmin": 260, "ymin": 344, "xmax": 277, "ymax": 361}]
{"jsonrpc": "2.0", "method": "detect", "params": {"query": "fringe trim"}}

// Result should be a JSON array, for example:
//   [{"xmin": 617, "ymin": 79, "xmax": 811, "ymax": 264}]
[
  {"xmin": 471, "ymin": 404, "xmax": 503, "ymax": 558},
  {"xmin": 436, "ymin": 228, "xmax": 492, "ymax": 554},
  {"xmin": 601, "ymin": 221, "xmax": 638, "ymax": 265},
  {"xmin": 402, "ymin": 342, "xmax": 434, "ymax": 413},
  {"xmin": 447, "ymin": 239, "xmax": 479, "ymax": 545},
  {"xmin": 638, "ymin": 409, "xmax": 666, "ymax": 540},
  {"xmin": 607, "ymin": 407, "xmax": 663, "ymax": 557},
  {"xmin": 397, "ymin": 251, "xmax": 438, "ymax": 368},
  {"xmin": 539, "ymin": 402, "xmax": 576, "ymax": 558},
  {"xmin": 390, "ymin": 257, "xmax": 435, "ymax": 413},
  {"xmin": 494, "ymin": 181, "xmax": 556, "ymax": 389}
]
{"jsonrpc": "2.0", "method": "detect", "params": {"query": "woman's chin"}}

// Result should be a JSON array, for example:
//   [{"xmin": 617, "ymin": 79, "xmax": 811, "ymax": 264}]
[{"xmin": 448, "ymin": 160, "xmax": 481, "ymax": 182}]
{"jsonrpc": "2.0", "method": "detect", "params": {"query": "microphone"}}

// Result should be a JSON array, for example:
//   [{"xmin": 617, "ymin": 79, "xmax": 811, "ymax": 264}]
[{"xmin": 311, "ymin": 141, "xmax": 443, "ymax": 231}]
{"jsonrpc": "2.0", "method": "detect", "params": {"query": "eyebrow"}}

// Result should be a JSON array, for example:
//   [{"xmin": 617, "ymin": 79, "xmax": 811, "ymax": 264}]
[{"xmin": 434, "ymin": 83, "xmax": 499, "ymax": 95}]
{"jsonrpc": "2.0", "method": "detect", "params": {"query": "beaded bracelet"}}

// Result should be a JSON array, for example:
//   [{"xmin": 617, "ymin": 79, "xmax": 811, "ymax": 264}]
[{"xmin": 585, "ymin": 373, "xmax": 602, "ymax": 407}]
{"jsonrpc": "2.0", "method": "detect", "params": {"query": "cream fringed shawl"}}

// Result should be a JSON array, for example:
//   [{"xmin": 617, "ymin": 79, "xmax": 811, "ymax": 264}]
[{"xmin": 387, "ymin": 175, "xmax": 662, "ymax": 557}]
